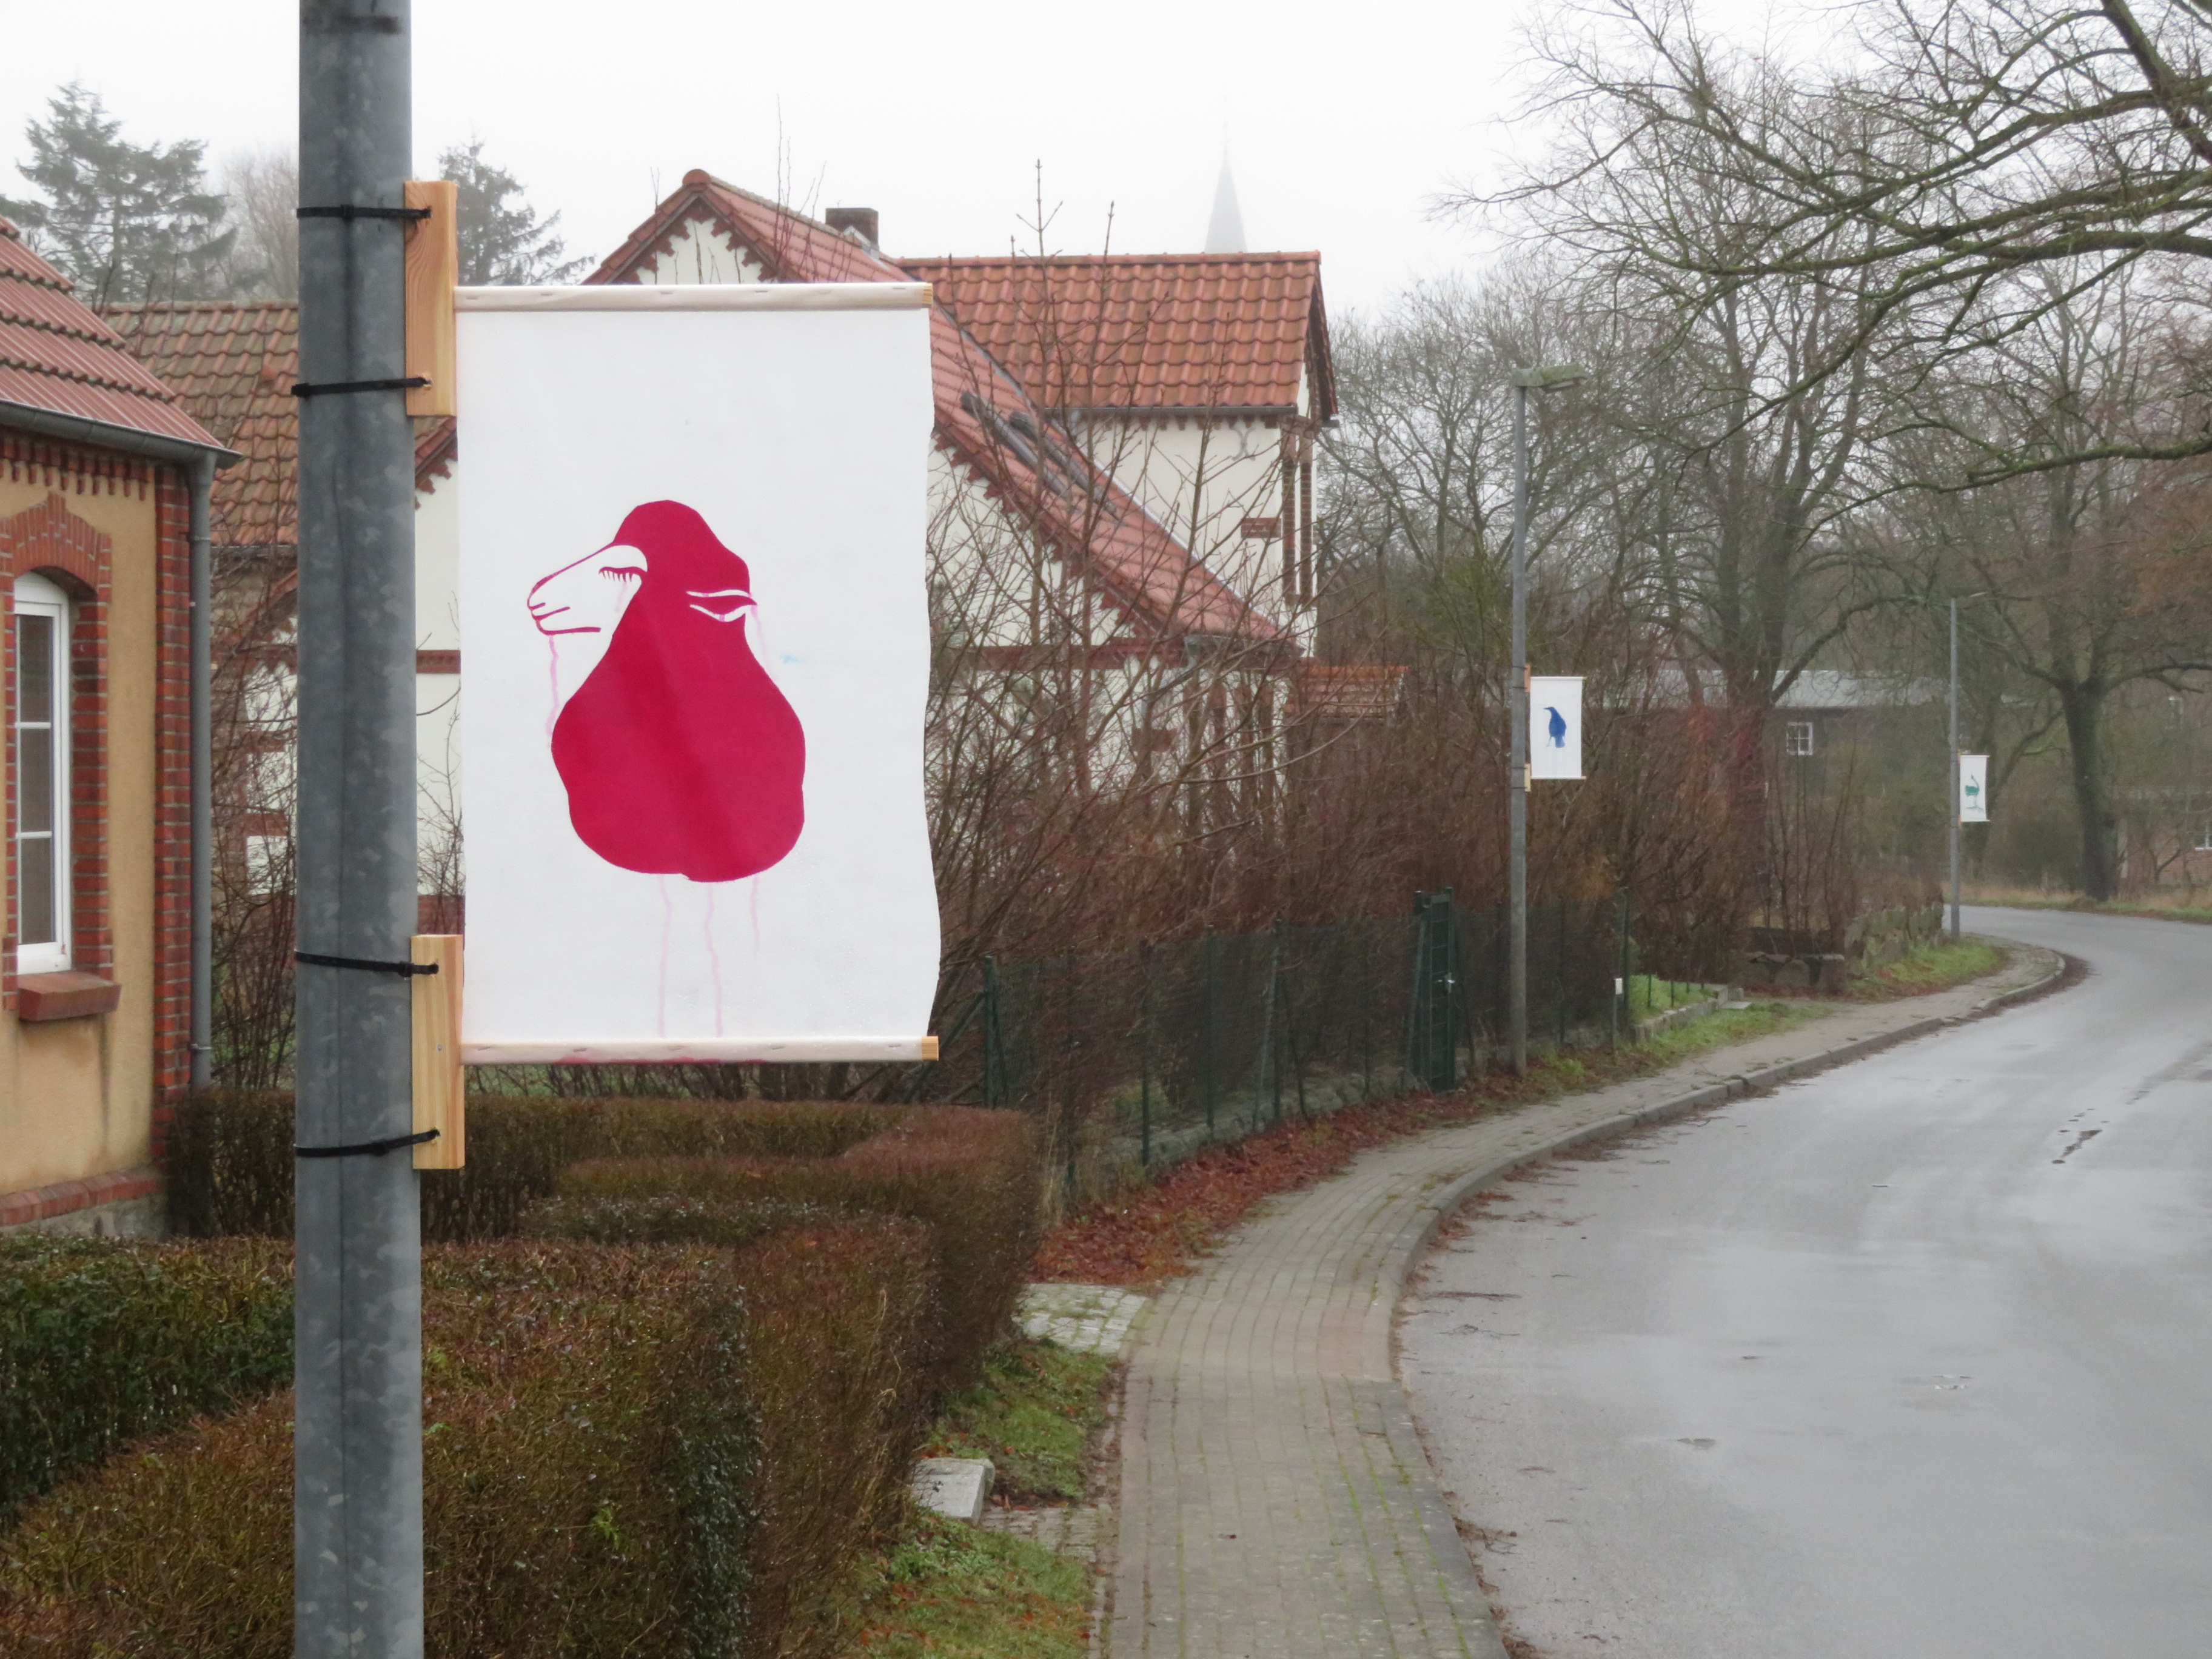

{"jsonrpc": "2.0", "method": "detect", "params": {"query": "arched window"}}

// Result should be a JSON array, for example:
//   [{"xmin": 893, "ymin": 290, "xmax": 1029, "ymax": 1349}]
[{"xmin": 15, "ymin": 572, "xmax": 70, "ymax": 973}]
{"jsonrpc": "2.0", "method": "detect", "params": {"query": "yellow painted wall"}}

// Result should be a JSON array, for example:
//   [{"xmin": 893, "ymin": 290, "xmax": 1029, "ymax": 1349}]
[{"xmin": 0, "ymin": 477, "xmax": 159, "ymax": 1196}]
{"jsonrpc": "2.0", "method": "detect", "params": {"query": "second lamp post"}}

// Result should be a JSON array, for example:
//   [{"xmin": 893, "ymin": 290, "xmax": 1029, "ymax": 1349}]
[{"xmin": 1506, "ymin": 364, "xmax": 1587, "ymax": 1074}]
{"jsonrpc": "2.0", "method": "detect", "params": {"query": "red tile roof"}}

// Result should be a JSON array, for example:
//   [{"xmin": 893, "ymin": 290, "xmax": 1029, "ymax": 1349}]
[
  {"xmin": 592, "ymin": 175, "xmax": 1284, "ymax": 645},
  {"xmin": 896, "ymin": 255, "xmax": 1333, "ymax": 418},
  {"xmin": 0, "ymin": 216, "xmax": 221, "ymax": 453},
  {"xmin": 106, "ymin": 301, "xmax": 456, "ymax": 549},
  {"xmin": 103, "ymin": 301, "xmax": 298, "ymax": 546}
]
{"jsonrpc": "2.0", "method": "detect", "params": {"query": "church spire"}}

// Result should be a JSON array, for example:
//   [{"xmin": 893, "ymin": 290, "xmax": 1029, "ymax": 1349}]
[{"xmin": 1204, "ymin": 152, "xmax": 1246, "ymax": 253}]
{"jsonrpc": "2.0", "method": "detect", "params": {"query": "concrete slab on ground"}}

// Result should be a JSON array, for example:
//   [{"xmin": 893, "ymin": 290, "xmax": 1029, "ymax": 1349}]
[
  {"xmin": 1021, "ymin": 1283, "xmax": 1149, "ymax": 1356},
  {"xmin": 913, "ymin": 1458, "xmax": 995, "ymax": 1523}
]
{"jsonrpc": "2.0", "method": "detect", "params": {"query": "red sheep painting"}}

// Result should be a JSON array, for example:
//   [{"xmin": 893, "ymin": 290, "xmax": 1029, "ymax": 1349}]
[{"xmin": 527, "ymin": 501, "xmax": 805, "ymax": 882}]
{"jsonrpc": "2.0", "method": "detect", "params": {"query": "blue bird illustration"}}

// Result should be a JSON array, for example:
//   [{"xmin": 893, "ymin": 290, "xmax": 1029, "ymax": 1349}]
[{"xmin": 1544, "ymin": 705, "xmax": 1567, "ymax": 748}]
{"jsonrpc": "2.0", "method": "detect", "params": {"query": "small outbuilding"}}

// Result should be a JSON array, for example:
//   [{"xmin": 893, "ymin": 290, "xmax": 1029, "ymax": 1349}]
[{"xmin": 0, "ymin": 216, "xmax": 229, "ymax": 1235}]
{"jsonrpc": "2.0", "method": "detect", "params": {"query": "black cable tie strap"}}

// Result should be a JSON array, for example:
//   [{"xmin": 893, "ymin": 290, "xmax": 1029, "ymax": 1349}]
[
  {"xmin": 291, "ymin": 377, "xmax": 430, "ymax": 400},
  {"xmin": 296, "ymin": 1128, "xmax": 439, "ymax": 1160},
  {"xmin": 296, "ymin": 204, "xmax": 432, "ymax": 221},
  {"xmin": 295, "ymin": 950, "xmax": 440, "ymax": 977}
]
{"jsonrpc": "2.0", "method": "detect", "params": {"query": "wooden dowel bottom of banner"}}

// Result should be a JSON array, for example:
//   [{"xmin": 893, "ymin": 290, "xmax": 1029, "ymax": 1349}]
[{"xmin": 461, "ymin": 1036, "xmax": 939, "ymax": 1066}]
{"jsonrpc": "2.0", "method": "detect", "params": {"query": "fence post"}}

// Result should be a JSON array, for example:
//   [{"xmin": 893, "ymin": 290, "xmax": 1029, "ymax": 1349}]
[
  {"xmin": 1406, "ymin": 890, "xmax": 1455, "ymax": 1094},
  {"xmin": 982, "ymin": 956, "xmax": 1002, "ymax": 1108},
  {"xmin": 1062, "ymin": 954, "xmax": 1079, "ymax": 1210},
  {"xmin": 1405, "ymin": 892, "xmax": 1430, "ymax": 1090},
  {"xmin": 1440, "ymin": 888, "xmax": 1458, "ymax": 1092},
  {"xmin": 1359, "ymin": 920, "xmax": 1374, "ymax": 1099},
  {"xmin": 1139, "ymin": 942, "xmax": 1154, "ymax": 1167},
  {"xmin": 1264, "ymin": 918, "xmax": 1284, "ymax": 1126},
  {"xmin": 1556, "ymin": 897, "xmax": 1569, "ymax": 1050},
  {"xmin": 1203, "ymin": 931, "xmax": 1219, "ymax": 1136},
  {"xmin": 1612, "ymin": 891, "xmax": 1627, "ymax": 1048}
]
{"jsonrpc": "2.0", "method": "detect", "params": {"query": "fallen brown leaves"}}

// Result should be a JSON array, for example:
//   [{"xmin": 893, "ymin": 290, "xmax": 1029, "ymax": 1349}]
[{"xmin": 1031, "ymin": 1050, "xmax": 1674, "ymax": 1287}]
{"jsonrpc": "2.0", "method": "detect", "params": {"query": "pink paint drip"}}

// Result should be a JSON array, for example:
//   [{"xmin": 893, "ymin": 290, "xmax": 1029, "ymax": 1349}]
[
  {"xmin": 655, "ymin": 875, "xmax": 674, "ymax": 1037},
  {"xmin": 545, "ymin": 640, "xmax": 563, "ymax": 738},
  {"xmin": 703, "ymin": 886, "xmax": 725, "ymax": 1037}
]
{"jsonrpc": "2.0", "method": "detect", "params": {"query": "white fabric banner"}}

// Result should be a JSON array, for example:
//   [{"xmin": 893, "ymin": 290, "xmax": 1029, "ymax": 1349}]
[
  {"xmin": 1959, "ymin": 754, "xmax": 1989, "ymax": 823},
  {"xmin": 455, "ymin": 286, "xmax": 940, "ymax": 1063},
  {"xmin": 1529, "ymin": 675, "xmax": 1584, "ymax": 780}
]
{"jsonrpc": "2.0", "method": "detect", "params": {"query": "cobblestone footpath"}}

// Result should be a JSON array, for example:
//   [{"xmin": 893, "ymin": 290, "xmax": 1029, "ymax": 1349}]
[{"xmin": 1105, "ymin": 944, "xmax": 2061, "ymax": 1659}]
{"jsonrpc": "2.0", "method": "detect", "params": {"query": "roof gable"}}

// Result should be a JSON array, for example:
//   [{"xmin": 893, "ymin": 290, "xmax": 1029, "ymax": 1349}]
[
  {"xmin": 591, "ymin": 172, "xmax": 897, "ymax": 290},
  {"xmin": 590, "ymin": 175, "xmax": 1284, "ymax": 645},
  {"xmin": 0, "ymin": 216, "xmax": 221, "ymax": 452}
]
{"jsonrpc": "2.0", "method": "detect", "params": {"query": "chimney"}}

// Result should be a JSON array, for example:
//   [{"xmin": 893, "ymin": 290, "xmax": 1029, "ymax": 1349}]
[{"xmin": 826, "ymin": 207, "xmax": 879, "ymax": 249}]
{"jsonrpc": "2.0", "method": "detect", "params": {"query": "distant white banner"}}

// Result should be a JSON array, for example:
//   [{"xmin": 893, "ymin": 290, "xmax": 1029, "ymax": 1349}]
[
  {"xmin": 1959, "ymin": 754, "xmax": 1989, "ymax": 823},
  {"xmin": 1529, "ymin": 676, "xmax": 1584, "ymax": 780},
  {"xmin": 455, "ymin": 284, "xmax": 940, "ymax": 1064}
]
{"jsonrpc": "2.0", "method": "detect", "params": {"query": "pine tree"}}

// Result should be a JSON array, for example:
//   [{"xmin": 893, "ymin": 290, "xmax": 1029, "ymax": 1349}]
[
  {"xmin": 0, "ymin": 84, "xmax": 238, "ymax": 306},
  {"xmin": 440, "ymin": 140, "xmax": 589, "ymax": 286}
]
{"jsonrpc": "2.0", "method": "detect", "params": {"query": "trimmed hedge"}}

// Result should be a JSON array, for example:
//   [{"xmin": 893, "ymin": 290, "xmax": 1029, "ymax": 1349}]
[
  {"xmin": 521, "ymin": 1191, "xmax": 840, "ymax": 1248},
  {"xmin": 167, "ymin": 1097, "xmax": 1036, "ymax": 1381},
  {"xmin": 0, "ymin": 1223, "xmax": 936, "ymax": 1659},
  {"xmin": 0, "ymin": 1236, "xmax": 292, "ymax": 1521},
  {"xmin": 557, "ymin": 1105, "xmax": 1037, "ymax": 1391},
  {"xmin": 167, "ymin": 1091, "xmax": 909, "ymax": 1240}
]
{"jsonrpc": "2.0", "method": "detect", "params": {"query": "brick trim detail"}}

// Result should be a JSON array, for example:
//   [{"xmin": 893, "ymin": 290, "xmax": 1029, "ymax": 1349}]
[
  {"xmin": 0, "ymin": 493, "xmax": 114, "ymax": 1012},
  {"xmin": 152, "ymin": 468, "xmax": 193, "ymax": 1127},
  {"xmin": 0, "ymin": 1164, "xmax": 163, "ymax": 1230}
]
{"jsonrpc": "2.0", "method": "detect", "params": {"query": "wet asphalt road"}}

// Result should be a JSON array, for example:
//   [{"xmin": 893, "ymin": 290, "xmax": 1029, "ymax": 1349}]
[{"xmin": 1401, "ymin": 908, "xmax": 2212, "ymax": 1659}]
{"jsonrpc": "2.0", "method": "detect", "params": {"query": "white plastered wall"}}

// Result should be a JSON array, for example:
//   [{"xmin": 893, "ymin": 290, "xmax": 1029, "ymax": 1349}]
[{"xmin": 628, "ymin": 218, "xmax": 766, "ymax": 286}]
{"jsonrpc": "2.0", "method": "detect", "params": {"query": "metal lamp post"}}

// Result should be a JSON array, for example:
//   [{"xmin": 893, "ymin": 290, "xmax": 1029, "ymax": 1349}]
[
  {"xmin": 295, "ymin": 2, "xmax": 424, "ymax": 1653},
  {"xmin": 1506, "ymin": 364, "xmax": 1588, "ymax": 1074},
  {"xmin": 1948, "ymin": 593, "xmax": 1989, "ymax": 940}
]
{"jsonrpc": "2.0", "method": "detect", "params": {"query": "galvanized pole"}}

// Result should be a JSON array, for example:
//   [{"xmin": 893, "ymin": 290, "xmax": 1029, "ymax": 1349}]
[
  {"xmin": 1508, "ymin": 384, "xmax": 1530, "ymax": 1075},
  {"xmin": 1949, "ymin": 598, "xmax": 1961, "ymax": 940},
  {"xmin": 294, "ymin": 2, "xmax": 423, "ymax": 1655}
]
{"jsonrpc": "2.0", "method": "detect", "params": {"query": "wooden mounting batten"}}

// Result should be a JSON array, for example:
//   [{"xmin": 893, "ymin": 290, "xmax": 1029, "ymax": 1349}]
[
  {"xmin": 411, "ymin": 934, "xmax": 464, "ymax": 1167},
  {"xmin": 403, "ymin": 179, "xmax": 457, "ymax": 418}
]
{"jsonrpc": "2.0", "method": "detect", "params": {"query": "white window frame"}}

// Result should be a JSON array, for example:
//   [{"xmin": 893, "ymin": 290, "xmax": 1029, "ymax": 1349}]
[
  {"xmin": 15, "ymin": 574, "xmax": 71, "ymax": 975},
  {"xmin": 1784, "ymin": 720, "xmax": 1815, "ymax": 757}
]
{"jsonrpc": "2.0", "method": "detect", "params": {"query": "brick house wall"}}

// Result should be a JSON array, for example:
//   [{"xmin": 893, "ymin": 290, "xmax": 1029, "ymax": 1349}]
[{"xmin": 0, "ymin": 430, "xmax": 194, "ymax": 1189}]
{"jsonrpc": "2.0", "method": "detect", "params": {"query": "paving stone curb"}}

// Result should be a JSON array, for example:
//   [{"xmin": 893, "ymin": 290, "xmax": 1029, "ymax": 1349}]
[{"xmin": 1105, "ymin": 942, "xmax": 2065, "ymax": 1659}]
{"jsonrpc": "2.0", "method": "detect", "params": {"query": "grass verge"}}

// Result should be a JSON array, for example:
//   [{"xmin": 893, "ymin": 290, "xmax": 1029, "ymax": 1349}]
[
  {"xmin": 1967, "ymin": 886, "xmax": 2212, "ymax": 926},
  {"xmin": 1035, "ymin": 999, "xmax": 1828, "ymax": 1286},
  {"xmin": 922, "ymin": 1339, "xmax": 1112, "ymax": 1504},
  {"xmin": 1843, "ymin": 936, "xmax": 2005, "ymax": 999},
  {"xmin": 838, "ymin": 1335, "xmax": 1113, "ymax": 1655},
  {"xmin": 839, "ymin": 1515, "xmax": 1091, "ymax": 1659}
]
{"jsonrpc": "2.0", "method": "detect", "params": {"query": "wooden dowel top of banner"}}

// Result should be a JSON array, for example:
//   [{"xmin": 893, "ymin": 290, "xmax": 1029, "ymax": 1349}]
[
  {"xmin": 454, "ymin": 282, "xmax": 933, "ymax": 313},
  {"xmin": 411, "ymin": 935, "xmax": 464, "ymax": 1168},
  {"xmin": 460, "ymin": 1035, "xmax": 938, "ymax": 1066}
]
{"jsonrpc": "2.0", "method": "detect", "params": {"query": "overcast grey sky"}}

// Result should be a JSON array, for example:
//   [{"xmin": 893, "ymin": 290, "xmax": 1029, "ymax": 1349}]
[{"xmin": 5, "ymin": 0, "xmax": 1799, "ymax": 317}]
